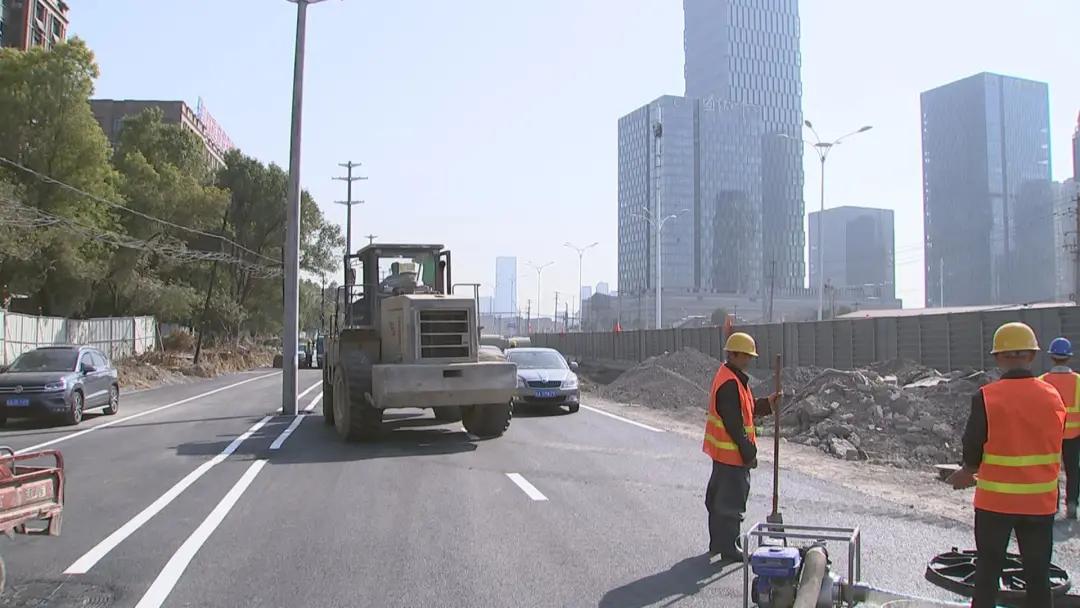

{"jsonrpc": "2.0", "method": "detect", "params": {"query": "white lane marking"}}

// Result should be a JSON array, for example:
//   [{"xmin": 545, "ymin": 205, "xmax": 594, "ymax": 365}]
[
  {"xmin": 506, "ymin": 473, "xmax": 549, "ymax": 501},
  {"xmin": 132, "ymin": 407, "xmax": 308, "ymax": 607},
  {"xmin": 580, "ymin": 404, "xmax": 665, "ymax": 433},
  {"xmin": 64, "ymin": 416, "xmax": 274, "ymax": 574},
  {"xmin": 270, "ymin": 391, "xmax": 322, "ymax": 449},
  {"xmin": 303, "ymin": 391, "xmax": 323, "ymax": 413},
  {"xmin": 134, "ymin": 459, "xmax": 268, "ymax": 608},
  {"xmin": 19, "ymin": 372, "xmax": 279, "ymax": 455},
  {"xmin": 276, "ymin": 380, "xmax": 321, "ymax": 413}
]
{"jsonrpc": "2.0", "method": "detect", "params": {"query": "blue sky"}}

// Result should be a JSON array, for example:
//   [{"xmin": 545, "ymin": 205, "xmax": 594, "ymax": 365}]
[{"xmin": 72, "ymin": 1, "xmax": 1080, "ymax": 313}]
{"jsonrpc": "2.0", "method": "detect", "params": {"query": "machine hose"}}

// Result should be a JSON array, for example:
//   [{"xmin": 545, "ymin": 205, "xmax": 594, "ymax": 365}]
[{"xmin": 793, "ymin": 545, "xmax": 828, "ymax": 608}]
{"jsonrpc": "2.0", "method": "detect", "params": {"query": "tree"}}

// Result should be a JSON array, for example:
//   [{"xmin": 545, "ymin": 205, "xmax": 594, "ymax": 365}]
[{"xmin": 0, "ymin": 40, "xmax": 118, "ymax": 316}]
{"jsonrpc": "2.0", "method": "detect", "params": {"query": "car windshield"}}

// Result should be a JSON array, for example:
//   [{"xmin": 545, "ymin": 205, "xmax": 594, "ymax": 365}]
[
  {"xmin": 8, "ymin": 349, "xmax": 78, "ymax": 372},
  {"xmin": 507, "ymin": 350, "xmax": 568, "ymax": 370}
]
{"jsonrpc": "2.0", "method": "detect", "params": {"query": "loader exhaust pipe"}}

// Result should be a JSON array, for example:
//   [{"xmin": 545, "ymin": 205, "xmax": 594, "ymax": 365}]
[{"xmin": 793, "ymin": 545, "xmax": 828, "ymax": 608}]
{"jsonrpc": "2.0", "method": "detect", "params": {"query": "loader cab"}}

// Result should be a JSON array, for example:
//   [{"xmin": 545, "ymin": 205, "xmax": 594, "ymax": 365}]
[{"xmin": 335, "ymin": 244, "xmax": 451, "ymax": 331}]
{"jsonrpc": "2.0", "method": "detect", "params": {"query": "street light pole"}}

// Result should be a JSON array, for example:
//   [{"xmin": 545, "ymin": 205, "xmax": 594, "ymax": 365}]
[
  {"xmin": 564, "ymin": 241, "xmax": 598, "ymax": 331},
  {"xmin": 282, "ymin": 0, "xmax": 329, "ymax": 416},
  {"xmin": 780, "ymin": 122, "xmax": 872, "ymax": 321},
  {"xmin": 632, "ymin": 207, "xmax": 687, "ymax": 329},
  {"xmin": 527, "ymin": 261, "xmax": 554, "ymax": 333}
]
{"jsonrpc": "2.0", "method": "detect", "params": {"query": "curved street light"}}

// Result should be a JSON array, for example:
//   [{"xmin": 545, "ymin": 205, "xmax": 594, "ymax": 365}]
[
  {"xmin": 779, "ymin": 122, "xmax": 873, "ymax": 321},
  {"xmin": 526, "ymin": 260, "xmax": 554, "ymax": 332},
  {"xmin": 631, "ymin": 207, "xmax": 689, "ymax": 329},
  {"xmin": 564, "ymin": 241, "xmax": 599, "ymax": 331}
]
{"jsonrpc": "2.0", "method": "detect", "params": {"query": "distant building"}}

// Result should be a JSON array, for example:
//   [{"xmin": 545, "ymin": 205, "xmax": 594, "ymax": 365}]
[
  {"xmin": 90, "ymin": 99, "xmax": 234, "ymax": 170},
  {"xmin": 478, "ymin": 296, "xmax": 493, "ymax": 316},
  {"xmin": 683, "ymin": 0, "xmax": 805, "ymax": 291},
  {"xmin": 580, "ymin": 285, "xmax": 593, "ymax": 302},
  {"xmin": 922, "ymin": 72, "xmax": 1054, "ymax": 307},
  {"xmin": 595, "ymin": 282, "xmax": 610, "ymax": 296},
  {"xmin": 1, "ymin": 0, "xmax": 68, "ymax": 50},
  {"xmin": 1054, "ymin": 180, "xmax": 1080, "ymax": 300},
  {"xmin": 1073, "ymin": 112, "xmax": 1080, "ymax": 181},
  {"xmin": 493, "ymin": 256, "xmax": 517, "ymax": 317},
  {"xmin": 809, "ymin": 206, "xmax": 895, "ymax": 300},
  {"xmin": 618, "ymin": 95, "xmax": 763, "ymax": 312}
]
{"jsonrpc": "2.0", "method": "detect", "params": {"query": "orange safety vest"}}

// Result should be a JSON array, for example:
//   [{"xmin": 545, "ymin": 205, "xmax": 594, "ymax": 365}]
[
  {"xmin": 975, "ymin": 378, "xmax": 1066, "ymax": 515},
  {"xmin": 1040, "ymin": 371, "xmax": 1080, "ymax": 440},
  {"xmin": 702, "ymin": 364, "xmax": 756, "ymax": 466}
]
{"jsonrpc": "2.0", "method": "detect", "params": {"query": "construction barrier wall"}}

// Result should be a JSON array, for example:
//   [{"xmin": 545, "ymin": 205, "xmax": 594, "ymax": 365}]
[
  {"xmin": 529, "ymin": 305, "xmax": 1080, "ymax": 373},
  {"xmin": 0, "ymin": 311, "xmax": 157, "ymax": 365}
]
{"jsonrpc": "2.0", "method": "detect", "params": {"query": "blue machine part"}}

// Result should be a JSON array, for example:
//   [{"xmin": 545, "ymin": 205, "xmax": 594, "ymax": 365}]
[{"xmin": 751, "ymin": 546, "xmax": 801, "ymax": 577}]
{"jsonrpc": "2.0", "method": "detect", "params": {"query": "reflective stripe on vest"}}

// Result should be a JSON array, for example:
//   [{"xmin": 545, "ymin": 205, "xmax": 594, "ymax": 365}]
[
  {"xmin": 1040, "ymin": 372, "xmax": 1080, "ymax": 439},
  {"xmin": 702, "ymin": 364, "xmax": 756, "ymax": 466},
  {"xmin": 975, "ymin": 378, "xmax": 1066, "ymax": 515}
]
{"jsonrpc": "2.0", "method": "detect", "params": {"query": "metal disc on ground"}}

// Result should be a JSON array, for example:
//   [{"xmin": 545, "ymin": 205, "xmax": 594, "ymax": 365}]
[
  {"xmin": 925, "ymin": 547, "xmax": 1071, "ymax": 601},
  {"xmin": 0, "ymin": 580, "xmax": 115, "ymax": 607}
]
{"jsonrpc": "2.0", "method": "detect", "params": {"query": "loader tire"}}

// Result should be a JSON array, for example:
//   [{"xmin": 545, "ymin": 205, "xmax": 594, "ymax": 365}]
[
  {"xmin": 433, "ymin": 406, "xmax": 463, "ymax": 423},
  {"xmin": 462, "ymin": 402, "xmax": 512, "ymax": 438},
  {"xmin": 333, "ymin": 349, "xmax": 382, "ymax": 442},
  {"xmin": 321, "ymin": 366, "xmax": 335, "ymax": 426}
]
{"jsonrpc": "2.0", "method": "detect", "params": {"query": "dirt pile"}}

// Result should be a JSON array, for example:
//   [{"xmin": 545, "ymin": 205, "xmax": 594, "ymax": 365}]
[
  {"xmin": 588, "ymin": 348, "xmax": 999, "ymax": 469},
  {"xmin": 117, "ymin": 345, "xmax": 274, "ymax": 390}
]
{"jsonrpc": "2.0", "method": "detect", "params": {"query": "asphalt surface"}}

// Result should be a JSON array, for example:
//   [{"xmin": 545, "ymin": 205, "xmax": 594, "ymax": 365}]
[{"xmin": 0, "ymin": 369, "xmax": 1073, "ymax": 607}]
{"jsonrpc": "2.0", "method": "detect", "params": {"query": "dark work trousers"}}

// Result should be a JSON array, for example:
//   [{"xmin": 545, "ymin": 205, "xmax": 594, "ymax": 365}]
[
  {"xmin": 972, "ymin": 509, "xmax": 1055, "ymax": 608},
  {"xmin": 704, "ymin": 460, "xmax": 750, "ymax": 555},
  {"xmin": 1063, "ymin": 437, "xmax": 1080, "ymax": 506}
]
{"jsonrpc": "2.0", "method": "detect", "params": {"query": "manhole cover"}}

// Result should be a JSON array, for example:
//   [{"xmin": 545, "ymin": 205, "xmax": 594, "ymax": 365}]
[{"xmin": 0, "ymin": 580, "xmax": 114, "ymax": 607}]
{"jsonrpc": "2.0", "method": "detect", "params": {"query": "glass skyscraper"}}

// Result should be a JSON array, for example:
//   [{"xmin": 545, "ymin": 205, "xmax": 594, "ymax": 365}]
[
  {"xmin": 493, "ymin": 256, "xmax": 517, "ymax": 317},
  {"xmin": 922, "ymin": 73, "xmax": 1053, "ymax": 306},
  {"xmin": 683, "ymin": 0, "xmax": 805, "ymax": 290}
]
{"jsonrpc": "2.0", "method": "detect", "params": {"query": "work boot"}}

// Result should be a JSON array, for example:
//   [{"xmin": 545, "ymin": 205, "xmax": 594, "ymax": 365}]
[{"xmin": 1067, "ymin": 502, "xmax": 1077, "ymax": 520}]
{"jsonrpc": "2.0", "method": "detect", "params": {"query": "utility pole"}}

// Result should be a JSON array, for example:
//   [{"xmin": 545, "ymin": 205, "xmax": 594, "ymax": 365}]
[
  {"xmin": 564, "ymin": 241, "xmax": 598, "ymax": 333},
  {"xmin": 527, "ymin": 261, "xmax": 554, "ymax": 332},
  {"xmin": 554, "ymin": 291, "xmax": 560, "ymax": 333},
  {"xmin": 939, "ymin": 257, "xmax": 945, "ymax": 308},
  {"xmin": 333, "ymin": 161, "xmax": 367, "ymax": 256},
  {"xmin": 526, "ymin": 299, "xmax": 531, "ymax": 334},
  {"xmin": 283, "ymin": 0, "xmax": 329, "ymax": 416},
  {"xmin": 1073, "ymin": 192, "xmax": 1080, "ymax": 304},
  {"xmin": 767, "ymin": 259, "xmax": 776, "ymax": 323},
  {"xmin": 365, "ymin": 234, "xmax": 377, "ymax": 246},
  {"xmin": 654, "ymin": 108, "xmax": 663, "ymax": 331}
]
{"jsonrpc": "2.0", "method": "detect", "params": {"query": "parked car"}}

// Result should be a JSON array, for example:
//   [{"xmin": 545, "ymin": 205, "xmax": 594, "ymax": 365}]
[
  {"xmin": 0, "ymin": 345, "xmax": 120, "ymax": 426},
  {"xmin": 505, "ymin": 347, "xmax": 579, "ymax": 413}
]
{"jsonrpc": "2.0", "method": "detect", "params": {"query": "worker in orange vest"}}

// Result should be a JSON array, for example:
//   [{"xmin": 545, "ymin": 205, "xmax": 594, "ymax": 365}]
[
  {"xmin": 1042, "ymin": 336, "xmax": 1080, "ymax": 519},
  {"xmin": 948, "ymin": 322, "xmax": 1066, "ymax": 608},
  {"xmin": 703, "ymin": 332, "xmax": 778, "ymax": 563}
]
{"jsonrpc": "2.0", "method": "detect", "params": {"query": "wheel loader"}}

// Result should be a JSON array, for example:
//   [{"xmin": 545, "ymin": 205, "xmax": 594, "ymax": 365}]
[{"xmin": 322, "ymin": 243, "xmax": 516, "ymax": 441}]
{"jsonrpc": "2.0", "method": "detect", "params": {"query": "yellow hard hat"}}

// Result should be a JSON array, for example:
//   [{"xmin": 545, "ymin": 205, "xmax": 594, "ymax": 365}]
[
  {"xmin": 990, "ymin": 322, "xmax": 1039, "ymax": 354},
  {"xmin": 724, "ymin": 332, "xmax": 758, "ymax": 357}
]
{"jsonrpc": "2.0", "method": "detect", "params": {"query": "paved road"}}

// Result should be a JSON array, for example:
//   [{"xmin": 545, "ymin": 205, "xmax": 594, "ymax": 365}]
[{"xmin": 1, "ymin": 370, "xmax": 1071, "ymax": 607}]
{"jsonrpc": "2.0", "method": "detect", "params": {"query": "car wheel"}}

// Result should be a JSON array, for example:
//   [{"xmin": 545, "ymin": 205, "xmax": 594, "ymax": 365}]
[
  {"xmin": 64, "ymin": 390, "xmax": 84, "ymax": 426},
  {"xmin": 103, "ymin": 384, "xmax": 119, "ymax": 415},
  {"xmin": 568, "ymin": 402, "xmax": 580, "ymax": 414},
  {"xmin": 0, "ymin": 412, "xmax": 7, "ymax": 427}
]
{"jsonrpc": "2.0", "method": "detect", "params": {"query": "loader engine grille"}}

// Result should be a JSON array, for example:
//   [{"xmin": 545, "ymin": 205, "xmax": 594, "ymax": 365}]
[{"xmin": 419, "ymin": 309, "xmax": 471, "ymax": 359}]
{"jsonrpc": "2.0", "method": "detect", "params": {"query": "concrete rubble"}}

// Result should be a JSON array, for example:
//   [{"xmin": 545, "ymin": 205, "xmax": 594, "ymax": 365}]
[{"xmin": 591, "ymin": 348, "xmax": 1001, "ymax": 469}]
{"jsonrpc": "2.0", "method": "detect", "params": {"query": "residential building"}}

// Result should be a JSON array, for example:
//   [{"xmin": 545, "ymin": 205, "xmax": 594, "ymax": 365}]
[
  {"xmin": 493, "ymin": 256, "xmax": 517, "ymax": 317},
  {"xmin": 618, "ymin": 95, "xmax": 763, "ymax": 314},
  {"xmin": 809, "ymin": 206, "xmax": 895, "ymax": 300},
  {"xmin": 922, "ymin": 73, "xmax": 1054, "ymax": 307},
  {"xmin": 595, "ymin": 282, "xmax": 610, "ymax": 296},
  {"xmin": 683, "ymin": 0, "xmax": 805, "ymax": 291},
  {"xmin": 1, "ymin": 0, "xmax": 68, "ymax": 50},
  {"xmin": 90, "ymin": 99, "xmax": 234, "ymax": 170}
]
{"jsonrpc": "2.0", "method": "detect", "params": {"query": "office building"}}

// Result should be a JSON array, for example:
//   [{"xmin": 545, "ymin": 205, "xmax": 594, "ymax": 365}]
[
  {"xmin": 683, "ymin": 0, "xmax": 805, "ymax": 291},
  {"xmin": 1053, "ymin": 180, "xmax": 1080, "ymax": 301},
  {"xmin": 1073, "ymin": 112, "xmax": 1080, "ymax": 181},
  {"xmin": 1, "ymin": 0, "xmax": 68, "ymax": 50},
  {"xmin": 809, "ymin": 206, "xmax": 895, "ymax": 299},
  {"xmin": 618, "ymin": 95, "xmax": 763, "ymax": 303},
  {"xmin": 595, "ymin": 282, "xmax": 610, "ymax": 296},
  {"xmin": 580, "ymin": 286, "xmax": 593, "ymax": 303},
  {"xmin": 493, "ymin": 256, "xmax": 517, "ymax": 317},
  {"xmin": 90, "ymin": 99, "xmax": 234, "ymax": 170},
  {"xmin": 922, "ymin": 73, "xmax": 1054, "ymax": 307}
]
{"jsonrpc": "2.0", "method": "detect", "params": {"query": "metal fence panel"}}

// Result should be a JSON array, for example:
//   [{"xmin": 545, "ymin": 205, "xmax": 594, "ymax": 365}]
[{"xmin": 1, "ymin": 312, "xmax": 158, "ymax": 365}]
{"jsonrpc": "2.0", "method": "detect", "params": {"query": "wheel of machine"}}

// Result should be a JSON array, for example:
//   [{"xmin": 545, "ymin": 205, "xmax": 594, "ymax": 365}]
[
  {"xmin": 332, "ymin": 349, "xmax": 383, "ymax": 442},
  {"xmin": 321, "ymin": 366, "xmax": 335, "ymax": 426},
  {"xmin": 462, "ymin": 401, "xmax": 513, "ymax": 438},
  {"xmin": 433, "ymin": 406, "xmax": 463, "ymax": 423},
  {"xmin": 925, "ymin": 547, "xmax": 1071, "ymax": 601}
]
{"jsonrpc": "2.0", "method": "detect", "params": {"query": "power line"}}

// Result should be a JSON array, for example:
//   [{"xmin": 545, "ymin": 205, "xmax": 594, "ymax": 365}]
[
  {"xmin": 0, "ymin": 156, "xmax": 282, "ymax": 266},
  {"xmin": 0, "ymin": 195, "xmax": 281, "ymax": 278}
]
